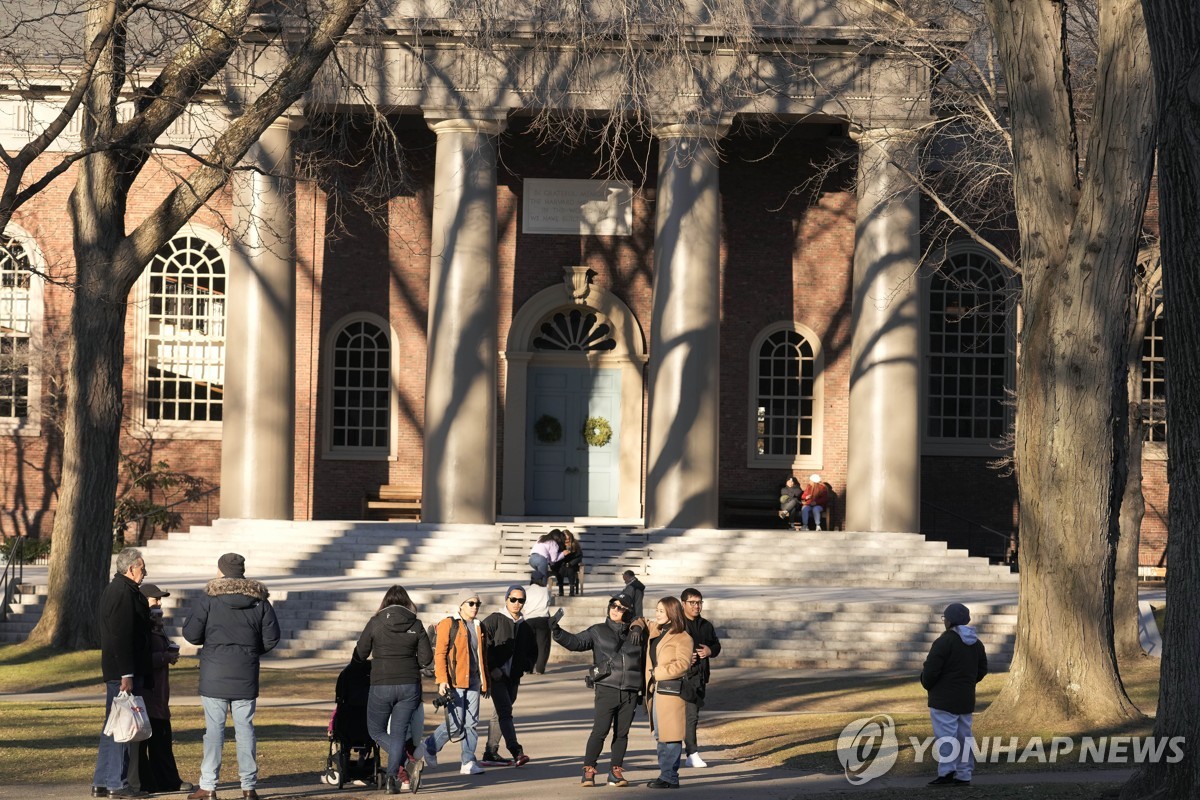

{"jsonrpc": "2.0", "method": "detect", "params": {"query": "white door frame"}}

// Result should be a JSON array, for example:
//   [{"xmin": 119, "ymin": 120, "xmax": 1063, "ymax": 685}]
[{"xmin": 501, "ymin": 272, "xmax": 647, "ymax": 518}]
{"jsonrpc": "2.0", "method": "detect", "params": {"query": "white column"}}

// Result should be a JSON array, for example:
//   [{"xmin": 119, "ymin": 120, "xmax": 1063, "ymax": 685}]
[
  {"xmin": 645, "ymin": 122, "xmax": 728, "ymax": 529},
  {"xmin": 220, "ymin": 117, "xmax": 297, "ymax": 520},
  {"xmin": 421, "ymin": 111, "xmax": 507, "ymax": 524},
  {"xmin": 846, "ymin": 127, "xmax": 921, "ymax": 532}
]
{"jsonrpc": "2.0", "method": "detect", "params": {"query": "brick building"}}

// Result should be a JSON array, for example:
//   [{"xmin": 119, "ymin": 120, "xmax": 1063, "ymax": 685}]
[{"xmin": 0, "ymin": 1, "xmax": 1168, "ymax": 566}]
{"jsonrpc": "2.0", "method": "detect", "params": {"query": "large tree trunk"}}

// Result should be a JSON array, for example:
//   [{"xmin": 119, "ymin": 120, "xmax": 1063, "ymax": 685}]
[
  {"xmin": 1123, "ymin": 3, "xmax": 1200, "ymax": 797},
  {"xmin": 983, "ymin": 0, "xmax": 1155, "ymax": 728}
]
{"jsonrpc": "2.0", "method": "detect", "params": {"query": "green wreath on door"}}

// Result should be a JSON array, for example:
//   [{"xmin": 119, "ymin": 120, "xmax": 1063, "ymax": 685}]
[{"xmin": 583, "ymin": 416, "xmax": 613, "ymax": 447}]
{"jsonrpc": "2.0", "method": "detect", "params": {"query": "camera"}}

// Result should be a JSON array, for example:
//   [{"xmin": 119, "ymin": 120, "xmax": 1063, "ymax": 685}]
[
  {"xmin": 583, "ymin": 663, "xmax": 611, "ymax": 689},
  {"xmin": 432, "ymin": 692, "xmax": 454, "ymax": 710}
]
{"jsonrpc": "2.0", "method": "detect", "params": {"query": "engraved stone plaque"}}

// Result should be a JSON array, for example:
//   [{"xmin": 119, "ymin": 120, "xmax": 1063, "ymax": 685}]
[{"xmin": 523, "ymin": 179, "xmax": 633, "ymax": 236}]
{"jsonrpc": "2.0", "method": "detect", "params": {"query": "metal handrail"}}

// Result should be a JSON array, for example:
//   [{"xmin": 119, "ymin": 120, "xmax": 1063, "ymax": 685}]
[
  {"xmin": 1, "ymin": 534, "xmax": 28, "ymax": 623},
  {"xmin": 921, "ymin": 500, "xmax": 1018, "ymax": 565}
]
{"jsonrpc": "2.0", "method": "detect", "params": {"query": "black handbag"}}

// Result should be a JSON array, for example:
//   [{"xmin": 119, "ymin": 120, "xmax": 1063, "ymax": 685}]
[{"xmin": 655, "ymin": 679, "xmax": 684, "ymax": 696}]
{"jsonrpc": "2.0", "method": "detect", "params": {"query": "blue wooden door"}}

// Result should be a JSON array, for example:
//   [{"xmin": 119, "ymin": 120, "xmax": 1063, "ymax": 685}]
[{"xmin": 527, "ymin": 367, "xmax": 621, "ymax": 516}]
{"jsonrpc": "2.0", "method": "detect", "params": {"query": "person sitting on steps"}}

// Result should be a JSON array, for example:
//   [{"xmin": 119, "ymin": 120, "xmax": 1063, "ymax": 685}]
[{"xmin": 800, "ymin": 474, "xmax": 829, "ymax": 531}]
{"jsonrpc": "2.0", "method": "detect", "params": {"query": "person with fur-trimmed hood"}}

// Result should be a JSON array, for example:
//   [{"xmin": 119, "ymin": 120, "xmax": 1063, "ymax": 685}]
[{"xmin": 183, "ymin": 553, "xmax": 280, "ymax": 800}]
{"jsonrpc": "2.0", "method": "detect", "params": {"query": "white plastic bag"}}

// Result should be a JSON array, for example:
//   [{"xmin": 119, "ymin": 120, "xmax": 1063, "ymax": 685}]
[{"xmin": 103, "ymin": 691, "xmax": 153, "ymax": 743}]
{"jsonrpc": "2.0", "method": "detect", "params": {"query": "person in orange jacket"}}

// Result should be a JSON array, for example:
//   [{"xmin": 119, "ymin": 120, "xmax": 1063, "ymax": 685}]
[{"xmin": 417, "ymin": 590, "xmax": 490, "ymax": 777}]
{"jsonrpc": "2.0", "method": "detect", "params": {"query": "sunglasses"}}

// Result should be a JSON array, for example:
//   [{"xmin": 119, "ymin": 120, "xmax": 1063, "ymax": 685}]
[
  {"xmin": 610, "ymin": 604, "xmax": 630, "ymax": 613},
  {"xmin": 464, "ymin": 600, "xmax": 481, "ymax": 607},
  {"xmin": 507, "ymin": 596, "xmax": 526, "ymax": 604}
]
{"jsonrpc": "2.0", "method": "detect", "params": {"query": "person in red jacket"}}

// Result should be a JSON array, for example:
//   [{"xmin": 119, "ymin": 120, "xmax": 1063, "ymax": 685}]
[{"xmin": 800, "ymin": 474, "xmax": 830, "ymax": 531}]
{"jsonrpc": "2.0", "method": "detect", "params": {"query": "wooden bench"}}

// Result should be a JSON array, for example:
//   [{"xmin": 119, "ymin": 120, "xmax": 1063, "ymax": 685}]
[
  {"xmin": 362, "ymin": 484, "xmax": 422, "ymax": 521},
  {"xmin": 495, "ymin": 526, "xmax": 652, "ymax": 595},
  {"xmin": 1138, "ymin": 565, "xmax": 1167, "ymax": 583},
  {"xmin": 720, "ymin": 486, "xmax": 840, "ymax": 530}
]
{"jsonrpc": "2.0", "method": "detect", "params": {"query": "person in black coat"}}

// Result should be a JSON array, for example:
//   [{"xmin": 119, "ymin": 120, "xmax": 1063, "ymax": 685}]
[
  {"xmin": 553, "ymin": 596, "xmax": 647, "ymax": 788},
  {"xmin": 93, "ymin": 547, "xmax": 153, "ymax": 799},
  {"xmin": 182, "ymin": 553, "xmax": 280, "ymax": 800},
  {"xmin": 680, "ymin": 588, "xmax": 722, "ymax": 768},
  {"xmin": 619, "ymin": 571, "xmax": 645, "ymax": 619},
  {"xmin": 355, "ymin": 584, "xmax": 433, "ymax": 794},
  {"xmin": 480, "ymin": 585, "xmax": 539, "ymax": 766},
  {"xmin": 920, "ymin": 602, "xmax": 988, "ymax": 786}
]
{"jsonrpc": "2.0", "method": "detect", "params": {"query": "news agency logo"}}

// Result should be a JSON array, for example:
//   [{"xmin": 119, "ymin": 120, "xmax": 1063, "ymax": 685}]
[{"xmin": 837, "ymin": 714, "xmax": 899, "ymax": 785}]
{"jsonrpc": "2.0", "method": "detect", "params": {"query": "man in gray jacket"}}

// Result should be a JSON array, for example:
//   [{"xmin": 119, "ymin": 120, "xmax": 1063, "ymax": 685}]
[{"xmin": 183, "ymin": 553, "xmax": 280, "ymax": 800}]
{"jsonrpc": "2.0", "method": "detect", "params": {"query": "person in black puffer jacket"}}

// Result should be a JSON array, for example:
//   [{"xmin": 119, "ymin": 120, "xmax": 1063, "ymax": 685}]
[
  {"xmin": 920, "ymin": 602, "xmax": 988, "ymax": 787},
  {"xmin": 182, "ymin": 553, "xmax": 280, "ymax": 800},
  {"xmin": 355, "ymin": 585, "xmax": 434, "ymax": 794},
  {"xmin": 553, "ymin": 595, "xmax": 647, "ymax": 788}
]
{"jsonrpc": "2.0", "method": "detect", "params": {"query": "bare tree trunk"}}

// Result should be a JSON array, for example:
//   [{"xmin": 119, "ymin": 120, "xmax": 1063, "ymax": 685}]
[
  {"xmin": 1115, "ymin": 263, "xmax": 1157, "ymax": 664},
  {"xmin": 1123, "ymin": 3, "xmax": 1200, "ymax": 796},
  {"xmin": 982, "ymin": 0, "xmax": 1154, "ymax": 728}
]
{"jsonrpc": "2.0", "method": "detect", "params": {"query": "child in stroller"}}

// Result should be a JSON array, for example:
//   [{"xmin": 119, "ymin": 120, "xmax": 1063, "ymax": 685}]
[{"xmin": 323, "ymin": 651, "xmax": 383, "ymax": 789}]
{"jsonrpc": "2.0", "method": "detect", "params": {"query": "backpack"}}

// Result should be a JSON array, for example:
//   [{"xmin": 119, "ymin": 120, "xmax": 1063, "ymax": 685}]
[{"xmin": 423, "ymin": 617, "xmax": 460, "ymax": 678}]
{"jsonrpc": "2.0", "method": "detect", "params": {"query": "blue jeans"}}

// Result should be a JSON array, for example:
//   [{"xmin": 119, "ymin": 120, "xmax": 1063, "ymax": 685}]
[
  {"xmin": 529, "ymin": 553, "xmax": 550, "ymax": 583},
  {"xmin": 368, "ymin": 684, "xmax": 421, "ymax": 777},
  {"xmin": 200, "ymin": 696, "xmax": 258, "ymax": 790},
  {"xmin": 94, "ymin": 678, "xmax": 142, "ymax": 790},
  {"xmin": 652, "ymin": 697, "xmax": 682, "ymax": 785},
  {"xmin": 427, "ymin": 688, "xmax": 481, "ymax": 765},
  {"xmin": 801, "ymin": 505, "xmax": 824, "ymax": 528}
]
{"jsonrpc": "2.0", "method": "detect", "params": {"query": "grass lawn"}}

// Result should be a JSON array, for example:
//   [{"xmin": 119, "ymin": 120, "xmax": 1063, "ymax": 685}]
[{"xmin": 706, "ymin": 656, "xmax": 1163, "ymax": 780}]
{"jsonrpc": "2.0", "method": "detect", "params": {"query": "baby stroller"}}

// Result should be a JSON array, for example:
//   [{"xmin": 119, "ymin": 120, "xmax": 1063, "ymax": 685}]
[{"xmin": 322, "ymin": 651, "xmax": 383, "ymax": 789}]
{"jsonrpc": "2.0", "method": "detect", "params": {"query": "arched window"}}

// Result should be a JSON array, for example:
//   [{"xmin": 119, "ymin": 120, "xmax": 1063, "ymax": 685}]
[
  {"xmin": 143, "ymin": 234, "xmax": 226, "ymax": 426},
  {"xmin": 325, "ymin": 313, "xmax": 397, "ymax": 458},
  {"xmin": 0, "ymin": 233, "xmax": 40, "ymax": 426},
  {"xmin": 532, "ymin": 308, "xmax": 617, "ymax": 352},
  {"xmin": 1141, "ymin": 294, "xmax": 1165, "ymax": 445},
  {"xmin": 748, "ymin": 323, "xmax": 824, "ymax": 468},
  {"xmin": 925, "ymin": 248, "xmax": 1014, "ymax": 450}
]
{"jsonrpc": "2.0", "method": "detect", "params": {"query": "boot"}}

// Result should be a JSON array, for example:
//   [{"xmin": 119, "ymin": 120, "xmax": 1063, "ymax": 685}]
[{"xmin": 581, "ymin": 766, "xmax": 597, "ymax": 787}]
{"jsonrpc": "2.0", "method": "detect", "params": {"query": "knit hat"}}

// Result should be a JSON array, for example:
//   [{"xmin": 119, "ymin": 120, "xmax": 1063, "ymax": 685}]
[
  {"xmin": 505, "ymin": 584, "xmax": 526, "ymax": 598},
  {"xmin": 218, "ymin": 552, "xmax": 246, "ymax": 579},
  {"xmin": 140, "ymin": 583, "xmax": 170, "ymax": 599},
  {"xmin": 456, "ymin": 588, "xmax": 481, "ymax": 608},
  {"xmin": 943, "ymin": 602, "xmax": 971, "ymax": 626},
  {"xmin": 809, "ymin": 474, "xmax": 822, "ymax": 483}
]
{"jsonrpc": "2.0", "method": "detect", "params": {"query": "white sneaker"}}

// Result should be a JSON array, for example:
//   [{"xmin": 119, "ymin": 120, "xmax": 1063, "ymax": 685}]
[
  {"xmin": 460, "ymin": 761, "xmax": 485, "ymax": 775},
  {"xmin": 685, "ymin": 753, "xmax": 709, "ymax": 768},
  {"xmin": 815, "ymin": 525, "xmax": 822, "ymax": 531}
]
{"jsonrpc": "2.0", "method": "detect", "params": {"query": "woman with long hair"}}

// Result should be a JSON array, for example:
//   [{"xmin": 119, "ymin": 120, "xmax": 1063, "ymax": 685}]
[
  {"xmin": 552, "ymin": 529, "xmax": 585, "ymax": 596},
  {"xmin": 355, "ymin": 585, "xmax": 433, "ymax": 794},
  {"xmin": 529, "ymin": 529, "xmax": 567, "ymax": 585},
  {"xmin": 643, "ymin": 596, "xmax": 695, "ymax": 789}
]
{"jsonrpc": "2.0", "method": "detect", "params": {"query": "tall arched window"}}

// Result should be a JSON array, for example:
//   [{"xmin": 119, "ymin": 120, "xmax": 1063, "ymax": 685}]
[
  {"xmin": 0, "ymin": 234, "xmax": 40, "ymax": 426},
  {"xmin": 1141, "ymin": 295, "xmax": 1166, "ymax": 445},
  {"xmin": 747, "ymin": 323, "xmax": 824, "ymax": 468},
  {"xmin": 324, "ymin": 313, "xmax": 397, "ymax": 458},
  {"xmin": 142, "ymin": 232, "xmax": 226, "ymax": 430},
  {"xmin": 925, "ymin": 248, "xmax": 1014, "ymax": 451}
]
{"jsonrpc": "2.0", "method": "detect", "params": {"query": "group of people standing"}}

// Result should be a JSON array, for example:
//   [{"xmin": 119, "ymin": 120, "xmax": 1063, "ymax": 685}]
[
  {"xmin": 353, "ymin": 579, "xmax": 721, "ymax": 792},
  {"xmin": 93, "ymin": 546, "xmax": 721, "ymax": 797},
  {"xmin": 93, "ymin": 549, "xmax": 280, "ymax": 800}
]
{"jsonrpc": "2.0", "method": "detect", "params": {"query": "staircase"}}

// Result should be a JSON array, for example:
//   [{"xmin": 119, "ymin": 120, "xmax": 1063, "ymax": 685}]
[{"xmin": 0, "ymin": 520, "xmax": 1019, "ymax": 669}]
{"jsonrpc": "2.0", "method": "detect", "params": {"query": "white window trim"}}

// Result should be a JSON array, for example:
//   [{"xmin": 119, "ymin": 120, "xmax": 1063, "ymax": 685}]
[
  {"xmin": 746, "ymin": 321, "xmax": 825, "ymax": 470},
  {"xmin": 130, "ymin": 223, "xmax": 227, "ymax": 441},
  {"xmin": 321, "ymin": 311, "xmax": 400, "ymax": 461},
  {"xmin": 921, "ymin": 242, "xmax": 1017, "ymax": 457},
  {"xmin": 0, "ymin": 223, "xmax": 45, "ymax": 437},
  {"xmin": 1142, "ymin": 300, "xmax": 1167, "ymax": 461}
]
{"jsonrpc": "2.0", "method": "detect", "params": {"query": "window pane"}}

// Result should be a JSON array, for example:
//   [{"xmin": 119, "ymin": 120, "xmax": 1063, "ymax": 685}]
[
  {"xmin": 753, "ymin": 329, "xmax": 818, "ymax": 458},
  {"xmin": 145, "ymin": 236, "xmax": 226, "ymax": 422},
  {"xmin": 330, "ymin": 320, "xmax": 391, "ymax": 452}
]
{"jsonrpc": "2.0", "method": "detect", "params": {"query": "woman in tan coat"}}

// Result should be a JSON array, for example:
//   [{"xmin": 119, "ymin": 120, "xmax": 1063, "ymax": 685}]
[{"xmin": 643, "ymin": 596, "xmax": 695, "ymax": 789}]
